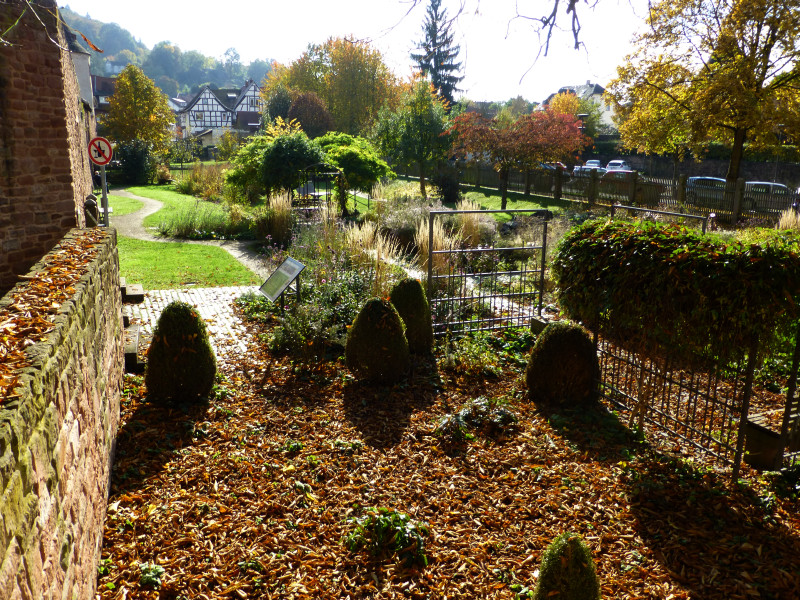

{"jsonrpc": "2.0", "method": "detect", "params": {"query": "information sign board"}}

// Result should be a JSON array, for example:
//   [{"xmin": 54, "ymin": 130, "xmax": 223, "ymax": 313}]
[{"xmin": 259, "ymin": 257, "xmax": 305, "ymax": 302}]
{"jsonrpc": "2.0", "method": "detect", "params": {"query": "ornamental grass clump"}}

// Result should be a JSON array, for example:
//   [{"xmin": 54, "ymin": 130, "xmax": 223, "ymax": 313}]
[
  {"xmin": 533, "ymin": 532, "xmax": 600, "ymax": 600},
  {"xmin": 345, "ymin": 298, "xmax": 410, "ymax": 384},
  {"xmin": 389, "ymin": 278, "xmax": 433, "ymax": 355},
  {"xmin": 526, "ymin": 321, "xmax": 599, "ymax": 406},
  {"xmin": 145, "ymin": 301, "xmax": 216, "ymax": 402}
]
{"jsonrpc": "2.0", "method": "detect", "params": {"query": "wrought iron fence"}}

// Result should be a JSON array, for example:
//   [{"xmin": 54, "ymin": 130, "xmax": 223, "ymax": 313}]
[
  {"xmin": 597, "ymin": 338, "xmax": 749, "ymax": 467},
  {"xmin": 426, "ymin": 209, "xmax": 550, "ymax": 337}
]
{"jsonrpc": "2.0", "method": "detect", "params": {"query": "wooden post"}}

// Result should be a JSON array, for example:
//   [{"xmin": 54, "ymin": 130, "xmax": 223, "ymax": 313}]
[{"xmin": 628, "ymin": 171, "xmax": 639, "ymax": 206}]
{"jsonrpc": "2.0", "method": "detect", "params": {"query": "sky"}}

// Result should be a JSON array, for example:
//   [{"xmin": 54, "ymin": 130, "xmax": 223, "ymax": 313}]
[{"xmin": 57, "ymin": 0, "xmax": 651, "ymax": 103}]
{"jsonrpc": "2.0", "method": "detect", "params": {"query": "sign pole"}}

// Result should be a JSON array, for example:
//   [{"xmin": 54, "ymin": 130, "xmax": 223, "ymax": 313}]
[{"xmin": 100, "ymin": 165, "xmax": 109, "ymax": 227}]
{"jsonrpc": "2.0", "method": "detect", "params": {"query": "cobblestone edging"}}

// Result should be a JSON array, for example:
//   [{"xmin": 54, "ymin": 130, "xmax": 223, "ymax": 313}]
[{"xmin": 0, "ymin": 230, "xmax": 122, "ymax": 599}]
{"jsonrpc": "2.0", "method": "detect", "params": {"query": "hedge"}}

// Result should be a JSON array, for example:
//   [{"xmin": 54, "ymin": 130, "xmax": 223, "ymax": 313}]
[{"xmin": 552, "ymin": 219, "xmax": 800, "ymax": 366}]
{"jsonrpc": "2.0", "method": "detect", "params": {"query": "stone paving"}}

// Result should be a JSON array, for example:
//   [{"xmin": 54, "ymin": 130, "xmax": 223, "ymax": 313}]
[{"xmin": 124, "ymin": 285, "xmax": 261, "ymax": 364}]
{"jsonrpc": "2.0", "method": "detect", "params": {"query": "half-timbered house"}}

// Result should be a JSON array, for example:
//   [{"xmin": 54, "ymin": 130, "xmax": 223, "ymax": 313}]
[{"xmin": 176, "ymin": 80, "xmax": 262, "ymax": 149}]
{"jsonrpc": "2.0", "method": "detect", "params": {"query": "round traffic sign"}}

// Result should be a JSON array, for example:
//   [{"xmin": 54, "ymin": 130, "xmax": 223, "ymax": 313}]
[{"xmin": 88, "ymin": 137, "xmax": 113, "ymax": 166}]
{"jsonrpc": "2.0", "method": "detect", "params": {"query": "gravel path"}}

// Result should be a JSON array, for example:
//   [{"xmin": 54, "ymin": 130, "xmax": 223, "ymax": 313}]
[{"xmin": 111, "ymin": 189, "xmax": 271, "ymax": 279}]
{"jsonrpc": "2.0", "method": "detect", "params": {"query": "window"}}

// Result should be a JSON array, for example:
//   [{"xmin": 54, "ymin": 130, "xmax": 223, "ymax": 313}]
[{"xmin": 194, "ymin": 111, "xmax": 204, "ymax": 122}]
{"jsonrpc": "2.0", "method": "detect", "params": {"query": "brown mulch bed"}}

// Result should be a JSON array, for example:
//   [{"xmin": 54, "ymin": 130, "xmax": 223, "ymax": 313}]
[{"xmin": 97, "ymin": 321, "xmax": 800, "ymax": 599}]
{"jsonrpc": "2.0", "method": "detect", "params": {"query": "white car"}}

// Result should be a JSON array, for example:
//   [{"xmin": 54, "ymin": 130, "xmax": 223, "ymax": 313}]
[{"xmin": 606, "ymin": 159, "xmax": 631, "ymax": 171}]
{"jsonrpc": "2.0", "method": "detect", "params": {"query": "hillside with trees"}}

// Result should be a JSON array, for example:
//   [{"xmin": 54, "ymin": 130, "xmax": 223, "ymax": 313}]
[{"xmin": 58, "ymin": 6, "xmax": 274, "ymax": 94}]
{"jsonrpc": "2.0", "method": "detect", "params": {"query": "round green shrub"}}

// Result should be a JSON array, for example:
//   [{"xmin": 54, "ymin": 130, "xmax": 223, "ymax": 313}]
[
  {"xmin": 525, "ymin": 321, "xmax": 599, "ymax": 405},
  {"xmin": 389, "ymin": 278, "xmax": 433, "ymax": 355},
  {"xmin": 345, "ymin": 298, "xmax": 410, "ymax": 384},
  {"xmin": 533, "ymin": 532, "xmax": 600, "ymax": 600},
  {"xmin": 145, "ymin": 301, "xmax": 217, "ymax": 402}
]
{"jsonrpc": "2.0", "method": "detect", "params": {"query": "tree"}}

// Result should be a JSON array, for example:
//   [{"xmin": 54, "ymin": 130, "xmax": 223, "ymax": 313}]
[
  {"xmin": 247, "ymin": 59, "xmax": 273, "ymax": 85},
  {"xmin": 287, "ymin": 92, "xmax": 334, "ymax": 139},
  {"xmin": 104, "ymin": 64, "xmax": 173, "ymax": 153},
  {"xmin": 317, "ymin": 132, "xmax": 395, "ymax": 214},
  {"xmin": 223, "ymin": 47, "xmax": 244, "ymax": 84},
  {"xmin": 226, "ymin": 118, "xmax": 303, "ymax": 202},
  {"xmin": 261, "ymin": 132, "xmax": 326, "ymax": 199},
  {"xmin": 548, "ymin": 91, "xmax": 604, "ymax": 139},
  {"xmin": 448, "ymin": 108, "xmax": 586, "ymax": 209},
  {"xmin": 411, "ymin": 0, "xmax": 464, "ymax": 107},
  {"xmin": 265, "ymin": 83, "xmax": 293, "ymax": 122},
  {"xmin": 606, "ymin": 0, "xmax": 800, "ymax": 182},
  {"xmin": 271, "ymin": 38, "xmax": 401, "ymax": 136},
  {"xmin": 373, "ymin": 79, "xmax": 451, "ymax": 198},
  {"xmin": 143, "ymin": 41, "xmax": 182, "ymax": 82}
]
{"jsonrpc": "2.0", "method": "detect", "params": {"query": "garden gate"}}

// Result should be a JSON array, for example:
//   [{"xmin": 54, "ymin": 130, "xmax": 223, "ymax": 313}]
[{"xmin": 426, "ymin": 209, "xmax": 551, "ymax": 337}]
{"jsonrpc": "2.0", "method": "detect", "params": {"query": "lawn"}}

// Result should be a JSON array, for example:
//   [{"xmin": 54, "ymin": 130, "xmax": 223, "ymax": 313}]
[
  {"xmin": 108, "ymin": 193, "xmax": 144, "ymax": 217},
  {"xmin": 125, "ymin": 185, "xmax": 227, "ymax": 229},
  {"xmin": 96, "ymin": 319, "xmax": 800, "ymax": 599},
  {"xmin": 116, "ymin": 236, "xmax": 260, "ymax": 288}
]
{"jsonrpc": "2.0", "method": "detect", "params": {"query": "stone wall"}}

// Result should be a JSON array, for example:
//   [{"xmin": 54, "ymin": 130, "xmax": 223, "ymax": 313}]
[
  {"xmin": 0, "ymin": 0, "xmax": 95, "ymax": 296},
  {"xmin": 0, "ymin": 230, "xmax": 122, "ymax": 599}
]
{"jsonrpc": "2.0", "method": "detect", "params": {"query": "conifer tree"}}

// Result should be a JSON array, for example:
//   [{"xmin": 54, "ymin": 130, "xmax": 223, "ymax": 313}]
[{"xmin": 411, "ymin": 0, "xmax": 463, "ymax": 107}]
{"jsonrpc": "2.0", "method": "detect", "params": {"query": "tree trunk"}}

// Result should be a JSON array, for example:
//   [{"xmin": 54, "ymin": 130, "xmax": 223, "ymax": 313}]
[
  {"xmin": 419, "ymin": 162, "xmax": 427, "ymax": 198},
  {"xmin": 499, "ymin": 168, "xmax": 509, "ymax": 210},
  {"xmin": 726, "ymin": 128, "xmax": 747, "ymax": 182}
]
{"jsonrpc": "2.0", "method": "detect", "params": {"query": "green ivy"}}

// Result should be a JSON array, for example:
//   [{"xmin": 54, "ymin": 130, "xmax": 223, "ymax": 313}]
[{"xmin": 552, "ymin": 219, "xmax": 800, "ymax": 366}]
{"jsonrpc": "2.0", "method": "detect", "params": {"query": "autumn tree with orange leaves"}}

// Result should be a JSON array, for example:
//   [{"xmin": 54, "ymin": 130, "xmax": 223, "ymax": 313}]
[{"xmin": 448, "ymin": 109, "xmax": 587, "ymax": 209}]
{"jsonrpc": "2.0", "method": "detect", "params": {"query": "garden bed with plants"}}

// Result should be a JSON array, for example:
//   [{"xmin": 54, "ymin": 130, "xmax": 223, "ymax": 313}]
[{"xmin": 97, "ymin": 317, "xmax": 800, "ymax": 599}]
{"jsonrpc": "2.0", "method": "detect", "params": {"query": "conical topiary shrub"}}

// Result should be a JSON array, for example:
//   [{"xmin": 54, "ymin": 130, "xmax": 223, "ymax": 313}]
[
  {"xmin": 533, "ymin": 532, "xmax": 600, "ymax": 600},
  {"xmin": 145, "ymin": 301, "xmax": 217, "ymax": 402},
  {"xmin": 345, "ymin": 298, "xmax": 410, "ymax": 384},
  {"xmin": 526, "ymin": 321, "xmax": 599, "ymax": 405},
  {"xmin": 389, "ymin": 278, "xmax": 433, "ymax": 355}
]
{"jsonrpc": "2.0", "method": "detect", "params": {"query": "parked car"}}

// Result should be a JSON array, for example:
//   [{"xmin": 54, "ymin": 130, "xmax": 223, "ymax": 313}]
[
  {"xmin": 585, "ymin": 160, "xmax": 603, "ymax": 169},
  {"xmin": 606, "ymin": 159, "xmax": 631, "ymax": 171},
  {"xmin": 743, "ymin": 181, "xmax": 795, "ymax": 212},
  {"xmin": 685, "ymin": 177, "xmax": 797, "ymax": 213},
  {"xmin": 599, "ymin": 170, "xmax": 664, "ymax": 206},
  {"xmin": 685, "ymin": 176, "xmax": 728, "ymax": 206},
  {"xmin": 572, "ymin": 165, "xmax": 607, "ymax": 177}
]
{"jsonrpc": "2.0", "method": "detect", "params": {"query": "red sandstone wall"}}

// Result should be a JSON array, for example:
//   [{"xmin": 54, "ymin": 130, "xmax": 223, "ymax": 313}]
[
  {"xmin": 0, "ymin": 229, "xmax": 122, "ymax": 599},
  {"xmin": 0, "ymin": 0, "xmax": 94, "ymax": 296}
]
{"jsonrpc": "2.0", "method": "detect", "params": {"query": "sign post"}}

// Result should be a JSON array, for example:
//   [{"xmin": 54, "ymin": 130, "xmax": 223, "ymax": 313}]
[
  {"xmin": 258, "ymin": 257, "xmax": 305, "ymax": 313},
  {"xmin": 88, "ymin": 136, "xmax": 113, "ymax": 227}
]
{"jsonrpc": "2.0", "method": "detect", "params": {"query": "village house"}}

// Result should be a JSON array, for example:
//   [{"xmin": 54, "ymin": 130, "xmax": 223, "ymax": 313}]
[{"xmin": 176, "ymin": 80, "xmax": 263, "ymax": 150}]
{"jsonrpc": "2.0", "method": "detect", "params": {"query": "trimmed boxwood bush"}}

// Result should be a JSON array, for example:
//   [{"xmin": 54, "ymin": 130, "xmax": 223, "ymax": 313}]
[
  {"xmin": 345, "ymin": 298, "xmax": 410, "ymax": 384},
  {"xmin": 533, "ymin": 532, "xmax": 600, "ymax": 600},
  {"xmin": 145, "ymin": 301, "xmax": 217, "ymax": 402},
  {"xmin": 526, "ymin": 321, "xmax": 599, "ymax": 405},
  {"xmin": 389, "ymin": 278, "xmax": 434, "ymax": 355}
]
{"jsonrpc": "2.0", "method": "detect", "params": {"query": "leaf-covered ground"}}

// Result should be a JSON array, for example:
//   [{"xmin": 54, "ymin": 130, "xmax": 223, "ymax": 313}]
[{"xmin": 98, "ymin": 317, "xmax": 800, "ymax": 599}]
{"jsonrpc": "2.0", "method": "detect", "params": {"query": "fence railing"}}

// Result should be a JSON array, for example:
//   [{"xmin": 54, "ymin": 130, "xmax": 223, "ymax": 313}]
[
  {"xmin": 403, "ymin": 163, "xmax": 800, "ymax": 223},
  {"xmin": 426, "ymin": 209, "xmax": 550, "ymax": 337}
]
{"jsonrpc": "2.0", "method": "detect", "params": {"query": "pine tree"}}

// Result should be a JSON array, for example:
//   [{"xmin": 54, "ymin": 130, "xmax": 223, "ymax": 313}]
[{"xmin": 411, "ymin": 0, "xmax": 463, "ymax": 107}]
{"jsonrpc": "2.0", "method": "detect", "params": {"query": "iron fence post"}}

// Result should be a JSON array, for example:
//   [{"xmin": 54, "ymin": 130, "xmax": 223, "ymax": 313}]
[
  {"xmin": 538, "ymin": 219, "xmax": 548, "ymax": 317},
  {"xmin": 732, "ymin": 339, "xmax": 759, "ymax": 481}
]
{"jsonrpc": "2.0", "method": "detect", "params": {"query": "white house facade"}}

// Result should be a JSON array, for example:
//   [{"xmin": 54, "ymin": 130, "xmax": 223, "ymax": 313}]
[{"xmin": 176, "ymin": 80, "xmax": 263, "ymax": 147}]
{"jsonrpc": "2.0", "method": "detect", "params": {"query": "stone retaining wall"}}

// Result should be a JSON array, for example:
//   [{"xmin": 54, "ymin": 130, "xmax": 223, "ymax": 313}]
[{"xmin": 0, "ymin": 230, "xmax": 122, "ymax": 599}]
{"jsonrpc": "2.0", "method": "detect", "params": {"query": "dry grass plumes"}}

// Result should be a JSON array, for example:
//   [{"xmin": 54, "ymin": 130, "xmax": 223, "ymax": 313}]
[
  {"xmin": 415, "ymin": 218, "xmax": 462, "ymax": 279},
  {"xmin": 456, "ymin": 198, "xmax": 483, "ymax": 248},
  {"xmin": 345, "ymin": 222, "xmax": 405, "ymax": 296},
  {"xmin": 777, "ymin": 207, "xmax": 800, "ymax": 230},
  {"xmin": 174, "ymin": 162, "xmax": 226, "ymax": 201}
]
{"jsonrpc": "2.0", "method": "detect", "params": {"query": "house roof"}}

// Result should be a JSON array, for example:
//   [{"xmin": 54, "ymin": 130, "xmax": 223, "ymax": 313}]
[
  {"xmin": 179, "ymin": 81, "xmax": 260, "ymax": 114},
  {"xmin": 542, "ymin": 81, "xmax": 606, "ymax": 106}
]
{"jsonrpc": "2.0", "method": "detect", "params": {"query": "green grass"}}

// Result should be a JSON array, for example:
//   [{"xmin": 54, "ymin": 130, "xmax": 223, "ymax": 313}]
[
  {"xmin": 461, "ymin": 189, "xmax": 571, "ymax": 220},
  {"xmin": 124, "ymin": 185, "xmax": 227, "ymax": 228},
  {"xmin": 108, "ymin": 193, "xmax": 143, "ymax": 217},
  {"xmin": 117, "ymin": 236, "xmax": 260, "ymax": 289}
]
